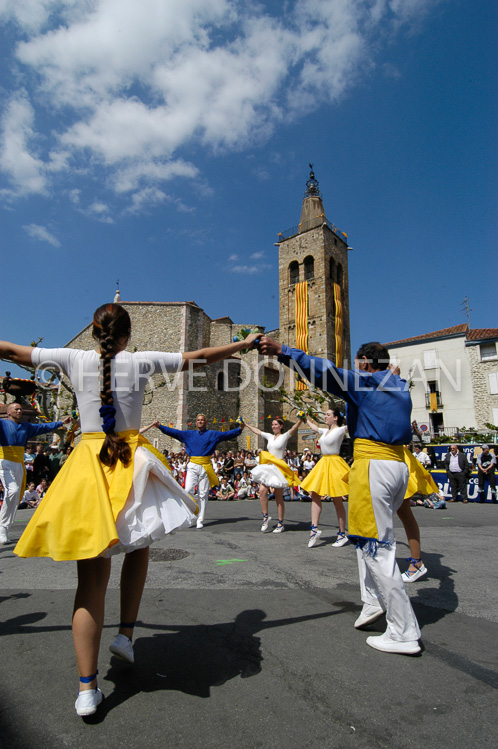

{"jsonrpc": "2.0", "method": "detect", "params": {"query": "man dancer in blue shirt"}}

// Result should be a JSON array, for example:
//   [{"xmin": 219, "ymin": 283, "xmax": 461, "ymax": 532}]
[
  {"xmin": 258, "ymin": 336, "xmax": 421, "ymax": 655},
  {"xmin": 0, "ymin": 402, "xmax": 70, "ymax": 544},
  {"xmin": 156, "ymin": 413, "xmax": 244, "ymax": 529}
]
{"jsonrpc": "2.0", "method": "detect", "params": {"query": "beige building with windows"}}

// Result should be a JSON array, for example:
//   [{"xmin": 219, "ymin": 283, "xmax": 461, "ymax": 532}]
[{"xmin": 386, "ymin": 326, "xmax": 498, "ymax": 436}]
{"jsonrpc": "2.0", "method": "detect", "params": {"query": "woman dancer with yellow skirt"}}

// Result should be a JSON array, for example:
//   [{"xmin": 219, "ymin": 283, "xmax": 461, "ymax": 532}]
[
  {"xmin": 244, "ymin": 417, "xmax": 303, "ymax": 533},
  {"xmin": 2, "ymin": 304, "xmax": 259, "ymax": 717},
  {"xmin": 301, "ymin": 409, "xmax": 350, "ymax": 548}
]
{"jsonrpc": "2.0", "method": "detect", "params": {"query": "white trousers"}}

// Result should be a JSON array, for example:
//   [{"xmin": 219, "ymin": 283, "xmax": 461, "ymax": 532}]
[
  {"xmin": 0, "ymin": 459, "xmax": 25, "ymax": 537},
  {"xmin": 357, "ymin": 459, "xmax": 421, "ymax": 642},
  {"xmin": 184, "ymin": 463, "xmax": 212, "ymax": 523}
]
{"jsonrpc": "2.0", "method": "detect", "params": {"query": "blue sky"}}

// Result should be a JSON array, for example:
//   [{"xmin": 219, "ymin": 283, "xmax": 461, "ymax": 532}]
[{"xmin": 1, "ymin": 0, "xmax": 496, "ymax": 375}]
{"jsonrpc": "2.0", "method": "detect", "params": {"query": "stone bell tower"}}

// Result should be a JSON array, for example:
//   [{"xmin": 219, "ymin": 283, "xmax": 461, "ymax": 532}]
[{"xmin": 277, "ymin": 165, "xmax": 351, "ymax": 368}]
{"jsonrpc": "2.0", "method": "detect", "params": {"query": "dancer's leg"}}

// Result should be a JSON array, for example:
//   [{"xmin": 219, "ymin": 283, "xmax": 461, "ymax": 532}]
[
  {"xmin": 196, "ymin": 471, "xmax": 211, "ymax": 524},
  {"xmin": 118, "ymin": 547, "xmax": 149, "ymax": 638},
  {"xmin": 397, "ymin": 499, "xmax": 422, "ymax": 573},
  {"xmin": 361, "ymin": 461, "xmax": 419, "ymax": 642},
  {"xmin": 274, "ymin": 488, "xmax": 285, "ymax": 522},
  {"xmin": 73, "ymin": 557, "xmax": 111, "ymax": 689},
  {"xmin": 0, "ymin": 462, "xmax": 23, "ymax": 540},
  {"xmin": 259, "ymin": 484, "xmax": 269, "ymax": 516},
  {"xmin": 311, "ymin": 492, "xmax": 322, "ymax": 526},
  {"xmin": 332, "ymin": 496, "xmax": 346, "ymax": 533}
]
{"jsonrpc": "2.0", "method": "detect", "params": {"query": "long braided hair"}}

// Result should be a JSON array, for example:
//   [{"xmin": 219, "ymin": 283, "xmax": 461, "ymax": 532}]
[{"xmin": 92, "ymin": 303, "xmax": 132, "ymax": 468}]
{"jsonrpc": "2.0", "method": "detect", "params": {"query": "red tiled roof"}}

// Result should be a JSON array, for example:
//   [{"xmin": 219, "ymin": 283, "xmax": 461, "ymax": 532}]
[
  {"xmin": 467, "ymin": 328, "xmax": 498, "ymax": 341},
  {"xmin": 384, "ymin": 324, "xmax": 468, "ymax": 347}
]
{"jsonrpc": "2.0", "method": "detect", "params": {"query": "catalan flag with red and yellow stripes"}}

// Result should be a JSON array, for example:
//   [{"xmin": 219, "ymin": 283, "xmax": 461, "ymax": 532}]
[
  {"xmin": 333, "ymin": 282, "xmax": 343, "ymax": 365},
  {"xmin": 295, "ymin": 280, "xmax": 308, "ymax": 390}
]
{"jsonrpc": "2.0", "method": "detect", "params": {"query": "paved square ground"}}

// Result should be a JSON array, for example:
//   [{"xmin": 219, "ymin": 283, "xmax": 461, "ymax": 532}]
[{"xmin": 1, "ymin": 499, "xmax": 496, "ymax": 748}]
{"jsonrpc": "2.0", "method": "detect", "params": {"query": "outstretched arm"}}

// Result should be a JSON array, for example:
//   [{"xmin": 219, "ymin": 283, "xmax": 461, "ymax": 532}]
[
  {"xmin": 215, "ymin": 427, "xmax": 242, "ymax": 444},
  {"xmin": 258, "ymin": 336, "xmax": 358, "ymax": 403},
  {"xmin": 181, "ymin": 334, "xmax": 260, "ymax": 371},
  {"xmin": 140, "ymin": 420, "xmax": 160, "ymax": 434},
  {"xmin": 243, "ymin": 420, "xmax": 263, "ymax": 438},
  {"xmin": 305, "ymin": 417, "xmax": 322, "ymax": 435},
  {"xmin": 157, "ymin": 424, "xmax": 187, "ymax": 442},
  {"xmin": 0, "ymin": 341, "xmax": 36, "ymax": 367},
  {"xmin": 287, "ymin": 418, "xmax": 304, "ymax": 438}
]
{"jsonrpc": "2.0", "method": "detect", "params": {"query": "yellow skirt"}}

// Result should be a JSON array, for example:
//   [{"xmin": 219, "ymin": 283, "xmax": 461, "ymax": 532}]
[
  {"xmin": 301, "ymin": 455, "xmax": 350, "ymax": 497},
  {"xmin": 404, "ymin": 448, "xmax": 440, "ymax": 498},
  {"xmin": 251, "ymin": 451, "xmax": 301, "ymax": 488},
  {"xmin": 14, "ymin": 431, "xmax": 198, "ymax": 562}
]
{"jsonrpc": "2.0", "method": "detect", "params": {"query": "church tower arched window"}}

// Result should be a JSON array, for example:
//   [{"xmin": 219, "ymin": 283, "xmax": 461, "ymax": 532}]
[
  {"xmin": 329, "ymin": 257, "xmax": 335, "ymax": 280},
  {"xmin": 289, "ymin": 261, "xmax": 299, "ymax": 285},
  {"xmin": 337, "ymin": 263, "xmax": 343, "ymax": 286},
  {"xmin": 304, "ymin": 255, "xmax": 314, "ymax": 281}
]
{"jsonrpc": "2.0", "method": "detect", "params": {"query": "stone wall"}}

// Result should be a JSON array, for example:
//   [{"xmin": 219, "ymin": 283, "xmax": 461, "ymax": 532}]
[{"xmin": 467, "ymin": 344, "xmax": 498, "ymax": 429}]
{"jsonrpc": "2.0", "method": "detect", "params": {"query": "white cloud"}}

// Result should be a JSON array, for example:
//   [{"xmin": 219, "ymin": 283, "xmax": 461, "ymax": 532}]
[
  {"xmin": 125, "ymin": 187, "xmax": 168, "ymax": 215},
  {"xmin": 0, "ymin": 0, "xmax": 442, "ymax": 202},
  {"xmin": 228, "ymin": 256, "xmax": 272, "ymax": 274},
  {"xmin": 111, "ymin": 158, "xmax": 199, "ymax": 194},
  {"xmin": 0, "ymin": 93, "xmax": 47, "ymax": 196},
  {"xmin": 23, "ymin": 223, "xmax": 61, "ymax": 247},
  {"xmin": 88, "ymin": 201, "xmax": 114, "ymax": 223},
  {"xmin": 0, "ymin": 0, "xmax": 72, "ymax": 33},
  {"xmin": 68, "ymin": 188, "xmax": 81, "ymax": 204},
  {"xmin": 230, "ymin": 264, "xmax": 262, "ymax": 275}
]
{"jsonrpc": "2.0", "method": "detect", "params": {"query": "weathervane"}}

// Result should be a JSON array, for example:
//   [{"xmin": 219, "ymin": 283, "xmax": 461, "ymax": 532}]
[{"xmin": 304, "ymin": 163, "xmax": 321, "ymax": 198}]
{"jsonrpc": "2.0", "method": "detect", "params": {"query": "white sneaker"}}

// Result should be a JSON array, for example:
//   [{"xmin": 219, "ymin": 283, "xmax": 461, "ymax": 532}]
[
  {"xmin": 401, "ymin": 563, "xmax": 427, "ymax": 583},
  {"xmin": 0, "ymin": 528, "xmax": 10, "ymax": 545},
  {"xmin": 354, "ymin": 604, "xmax": 385, "ymax": 629},
  {"xmin": 366, "ymin": 632, "xmax": 421, "ymax": 655},
  {"xmin": 273, "ymin": 522, "xmax": 284, "ymax": 534},
  {"xmin": 332, "ymin": 532, "xmax": 349, "ymax": 548},
  {"xmin": 75, "ymin": 688, "xmax": 103, "ymax": 716},
  {"xmin": 109, "ymin": 634, "xmax": 134, "ymax": 664},
  {"xmin": 308, "ymin": 528, "xmax": 322, "ymax": 548},
  {"xmin": 196, "ymin": 519, "xmax": 204, "ymax": 529},
  {"xmin": 261, "ymin": 515, "xmax": 272, "ymax": 532}
]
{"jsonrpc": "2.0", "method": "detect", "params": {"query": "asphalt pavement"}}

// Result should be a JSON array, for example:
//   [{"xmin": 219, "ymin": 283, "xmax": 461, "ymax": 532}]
[{"xmin": 0, "ymin": 498, "xmax": 496, "ymax": 749}]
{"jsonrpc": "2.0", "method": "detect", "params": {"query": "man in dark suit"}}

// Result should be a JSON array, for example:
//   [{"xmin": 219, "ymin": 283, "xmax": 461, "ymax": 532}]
[{"xmin": 444, "ymin": 444, "xmax": 471, "ymax": 502}]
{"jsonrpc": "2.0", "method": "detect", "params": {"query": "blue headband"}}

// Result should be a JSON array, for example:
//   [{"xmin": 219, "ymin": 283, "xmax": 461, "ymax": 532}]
[{"xmin": 99, "ymin": 405, "xmax": 116, "ymax": 434}]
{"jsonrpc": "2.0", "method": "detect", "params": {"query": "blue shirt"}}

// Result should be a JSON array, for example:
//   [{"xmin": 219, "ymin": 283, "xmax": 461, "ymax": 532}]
[
  {"xmin": 157, "ymin": 426, "xmax": 242, "ymax": 456},
  {"xmin": 0, "ymin": 419, "xmax": 64, "ymax": 448},
  {"xmin": 278, "ymin": 345, "xmax": 412, "ymax": 445}
]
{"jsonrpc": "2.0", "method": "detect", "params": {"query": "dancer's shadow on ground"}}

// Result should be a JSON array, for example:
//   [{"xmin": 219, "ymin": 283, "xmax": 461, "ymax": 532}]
[
  {"xmin": 0, "ymin": 593, "xmax": 47, "ymax": 637},
  {"xmin": 395, "ymin": 546, "xmax": 458, "ymax": 629},
  {"xmin": 88, "ymin": 606, "xmax": 342, "ymax": 722},
  {"xmin": 199, "ymin": 517, "xmax": 252, "ymax": 529}
]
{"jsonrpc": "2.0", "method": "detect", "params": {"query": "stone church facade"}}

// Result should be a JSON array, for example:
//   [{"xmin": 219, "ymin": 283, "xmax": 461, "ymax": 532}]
[{"xmin": 60, "ymin": 167, "xmax": 352, "ymax": 454}]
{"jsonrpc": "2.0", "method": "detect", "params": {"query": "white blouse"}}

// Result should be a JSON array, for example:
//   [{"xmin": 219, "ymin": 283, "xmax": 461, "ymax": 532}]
[
  {"xmin": 31, "ymin": 348, "xmax": 182, "ymax": 434},
  {"xmin": 317, "ymin": 425, "xmax": 347, "ymax": 456},
  {"xmin": 260, "ymin": 431, "xmax": 292, "ymax": 460}
]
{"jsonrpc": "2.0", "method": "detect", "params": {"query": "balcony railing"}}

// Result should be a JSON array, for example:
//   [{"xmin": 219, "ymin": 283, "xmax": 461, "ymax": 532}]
[
  {"xmin": 278, "ymin": 218, "xmax": 348, "ymax": 244},
  {"xmin": 425, "ymin": 391, "xmax": 443, "ymax": 409}
]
